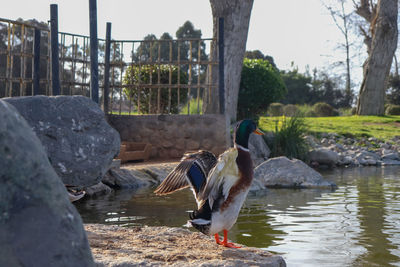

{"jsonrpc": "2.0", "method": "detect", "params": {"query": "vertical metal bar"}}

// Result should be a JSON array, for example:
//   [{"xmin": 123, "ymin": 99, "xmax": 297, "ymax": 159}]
[
  {"xmin": 19, "ymin": 25, "xmax": 25, "ymax": 96},
  {"xmin": 9, "ymin": 24, "xmax": 15, "ymax": 97},
  {"xmin": 70, "ymin": 35, "xmax": 76, "ymax": 95},
  {"xmin": 137, "ymin": 42, "xmax": 142, "ymax": 114},
  {"xmin": 46, "ymin": 31, "xmax": 51, "ymax": 95},
  {"xmin": 168, "ymin": 41, "xmax": 172, "ymax": 113},
  {"xmin": 149, "ymin": 41, "xmax": 153, "ymax": 113},
  {"xmin": 110, "ymin": 42, "xmax": 116, "ymax": 113},
  {"xmin": 187, "ymin": 40, "xmax": 192, "ymax": 115},
  {"xmin": 218, "ymin": 17, "xmax": 225, "ymax": 114},
  {"xmin": 50, "ymin": 4, "xmax": 60, "ymax": 95},
  {"xmin": 5, "ymin": 22, "xmax": 11, "ymax": 97},
  {"xmin": 89, "ymin": 0, "xmax": 99, "ymax": 103},
  {"xmin": 33, "ymin": 28, "xmax": 41, "ymax": 95},
  {"xmin": 197, "ymin": 39, "xmax": 201, "ymax": 114},
  {"xmin": 81, "ymin": 37, "xmax": 87, "ymax": 94},
  {"xmin": 208, "ymin": 40, "xmax": 213, "ymax": 104},
  {"xmin": 22, "ymin": 26, "xmax": 28, "ymax": 95},
  {"xmin": 103, "ymin": 22, "xmax": 111, "ymax": 115},
  {"xmin": 60, "ymin": 33, "xmax": 65, "ymax": 94},
  {"xmin": 157, "ymin": 41, "xmax": 161, "ymax": 113},
  {"xmin": 177, "ymin": 41, "xmax": 181, "ymax": 109},
  {"xmin": 128, "ymin": 41, "xmax": 134, "ymax": 115},
  {"xmin": 118, "ymin": 42, "xmax": 124, "ymax": 115}
]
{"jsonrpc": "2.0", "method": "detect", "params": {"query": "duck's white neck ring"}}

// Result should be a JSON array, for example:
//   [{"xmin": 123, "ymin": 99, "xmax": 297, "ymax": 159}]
[{"xmin": 235, "ymin": 144, "xmax": 250, "ymax": 152}]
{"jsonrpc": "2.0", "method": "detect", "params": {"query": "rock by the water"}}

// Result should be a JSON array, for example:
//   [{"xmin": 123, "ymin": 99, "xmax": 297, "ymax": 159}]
[
  {"xmin": 4, "ymin": 95, "xmax": 120, "ymax": 188},
  {"xmin": 86, "ymin": 224, "xmax": 286, "ymax": 267},
  {"xmin": 249, "ymin": 133, "xmax": 271, "ymax": 167},
  {"xmin": 0, "ymin": 100, "xmax": 94, "ymax": 267},
  {"xmin": 253, "ymin": 156, "xmax": 337, "ymax": 189},
  {"xmin": 308, "ymin": 148, "xmax": 339, "ymax": 167}
]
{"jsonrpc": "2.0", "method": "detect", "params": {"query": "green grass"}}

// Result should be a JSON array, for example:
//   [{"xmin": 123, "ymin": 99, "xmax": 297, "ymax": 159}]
[
  {"xmin": 259, "ymin": 115, "xmax": 400, "ymax": 141},
  {"xmin": 180, "ymin": 98, "xmax": 203, "ymax": 115}
]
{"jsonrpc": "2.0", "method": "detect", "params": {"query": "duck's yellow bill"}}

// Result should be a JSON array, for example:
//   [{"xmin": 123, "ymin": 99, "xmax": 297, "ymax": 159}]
[{"xmin": 253, "ymin": 128, "xmax": 264, "ymax": 135}]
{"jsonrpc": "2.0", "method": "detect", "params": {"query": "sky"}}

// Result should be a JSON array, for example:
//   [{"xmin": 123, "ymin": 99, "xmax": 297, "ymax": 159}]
[{"xmin": 0, "ymin": 0, "xmax": 365, "ymax": 84}]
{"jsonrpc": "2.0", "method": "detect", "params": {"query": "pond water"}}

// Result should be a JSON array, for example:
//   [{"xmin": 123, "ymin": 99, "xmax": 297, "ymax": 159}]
[{"xmin": 76, "ymin": 166, "xmax": 400, "ymax": 267}]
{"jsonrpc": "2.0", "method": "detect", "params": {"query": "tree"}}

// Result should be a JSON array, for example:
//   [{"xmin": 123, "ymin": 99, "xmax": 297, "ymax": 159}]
[
  {"xmin": 237, "ymin": 58, "xmax": 286, "ymax": 120},
  {"xmin": 244, "ymin": 50, "xmax": 277, "ymax": 69},
  {"xmin": 204, "ymin": 0, "xmax": 254, "ymax": 123},
  {"xmin": 322, "ymin": 0, "xmax": 355, "ymax": 107},
  {"xmin": 354, "ymin": 0, "xmax": 398, "ymax": 115}
]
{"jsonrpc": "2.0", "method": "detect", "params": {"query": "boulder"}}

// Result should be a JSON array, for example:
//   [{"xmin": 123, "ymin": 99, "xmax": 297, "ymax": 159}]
[
  {"xmin": 253, "ymin": 156, "xmax": 337, "ymax": 189},
  {"xmin": 0, "ymin": 100, "xmax": 94, "ymax": 267},
  {"xmin": 249, "ymin": 133, "xmax": 271, "ymax": 167},
  {"xmin": 382, "ymin": 152, "xmax": 400, "ymax": 161},
  {"xmin": 308, "ymin": 147, "xmax": 340, "ymax": 167},
  {"xmin": 4, "ymin": 95, "xmax": 120, "ymax": 188}
]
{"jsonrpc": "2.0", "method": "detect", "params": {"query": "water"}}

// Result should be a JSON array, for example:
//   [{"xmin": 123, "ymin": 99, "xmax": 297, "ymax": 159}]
[{"xmin": 76, "ymin": 166, "xmax": 400, "ymax": 267}]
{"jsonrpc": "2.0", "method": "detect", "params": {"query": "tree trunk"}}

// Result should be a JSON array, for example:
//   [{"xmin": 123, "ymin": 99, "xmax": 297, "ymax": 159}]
[
  {"xmin": 204, "ymin": 0, "xmax": 254, "ymax": 123},
  {"xmin": 356, "ymin": 0, "xmax": 398, "ymax": 115}
]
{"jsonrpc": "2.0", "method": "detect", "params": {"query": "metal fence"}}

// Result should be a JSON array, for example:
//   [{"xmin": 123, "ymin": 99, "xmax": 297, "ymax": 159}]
[{"xmin": 0, "ymin": 17, "xmax": 221, "ymax": 115}]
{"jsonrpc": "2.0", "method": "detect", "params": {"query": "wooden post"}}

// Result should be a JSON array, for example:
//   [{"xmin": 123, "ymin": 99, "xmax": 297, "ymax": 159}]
[
  {"xmin": 33, "ymin": 28, "xmax": 41, "ymax": 95},
  {"xmin": 218, "ymin": 17, "xmax": 225, "ymax": 115},
  {"xmin": 50, "ymin": 4, "xmax": 60, "ymax": 95},
  {"xmin": 89, "ymin": 0, "xmax": 99, "ymax": 104},
  {"xmin": 103, "ymin": 22, "xmax": 111, "ymax": 114}
]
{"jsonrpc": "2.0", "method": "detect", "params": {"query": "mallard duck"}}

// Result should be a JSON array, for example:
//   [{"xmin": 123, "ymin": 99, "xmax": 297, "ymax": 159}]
[{"xmin": 154, "ymin": 119, "xmax": 263, "ymax": 248}]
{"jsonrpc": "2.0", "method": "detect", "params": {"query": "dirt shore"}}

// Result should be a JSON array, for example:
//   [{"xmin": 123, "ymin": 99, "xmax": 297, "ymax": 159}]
[{"xmin": 85, "ymin": 224, "xmax": 286, "ymax": 267}]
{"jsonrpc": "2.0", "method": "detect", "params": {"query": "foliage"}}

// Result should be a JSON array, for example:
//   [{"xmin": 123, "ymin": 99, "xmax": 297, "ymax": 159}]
[
  {"xmin": 123, "ymin": 64, "xmax": 188, "ymax": 114},
  {"xmin": 237, "ymin": 58, "xmax": 287, "ymax": 120},
  {"xmin": 296, "ymin": 104, "xmax": 316, "ymax": 117},
  {"xmin": 267, "ymin": 103, "xmax": 284, "ymax": 116},
  {"xmin": 385, "ymin": 104, "xmax": 400, "ymax": 115},
  {"xmin": 313, "ymin": 102, "xmax": 339, "ymax": 117},
  {"xmin": 280, "ymin": 67, "xmax": 353, "ymax": 108},
  {"xmin": 386, "ymin": 74, "xmax": 400, "ymax": 105},
  {"xmin": 266, "ymin": 115, "xmax": 309, "ymax": 161},
  {"xmin": 244, "ymin": 50, "xmax": 277, "ymax": 69},
  {"xmin": 259, "ymin": 115, "xmax": 400, "ymax": 141},
  {"xmin": 283, "ymin": 104, "xmax": 298, "ymax": 116}
]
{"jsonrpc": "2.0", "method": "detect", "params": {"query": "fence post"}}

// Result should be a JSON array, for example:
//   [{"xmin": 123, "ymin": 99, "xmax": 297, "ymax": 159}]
[
  {"xmin": 50, "ymin": 4, "xmax": 60, "ymax": 95},
  {"xmin": 33, "ymin": 28, "xmax": 41, "ymax": 95},
  {"xmin": 89, "ymin": 0, "xmax": 99, "ymax": 104},
  {"xmin": 103, "ymin": 22, "xmax": 112, "ymax": 115},
  {"xmin": 218, "ymin": 17, "xmax": 225, "ymax": 115}
]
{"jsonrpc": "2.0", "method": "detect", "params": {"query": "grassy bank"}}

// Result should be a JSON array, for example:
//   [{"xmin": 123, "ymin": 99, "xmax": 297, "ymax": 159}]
[{"xmin": 259, "ymin": 115, "xmax": 400, "ymax": 141}]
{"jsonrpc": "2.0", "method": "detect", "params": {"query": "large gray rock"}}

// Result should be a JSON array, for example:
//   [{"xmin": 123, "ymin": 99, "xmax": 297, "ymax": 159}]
[
  {"xmin": 0, "ymin": 100, "xmax": 94, "ymax": 267},
  {"xmin": 308, "ymin": 148, "xmax": 339, "ymax": 167},
  {"xmin": 253, "ymin": 156, "xmax": 337, "ymax": 189},
  {"xmin": 249, "ymin": 133, "xmax": 271, "ymax": 167},
  {"xmin": 4, "ymin": 95, "xmax": 120, "ymax": 187}
]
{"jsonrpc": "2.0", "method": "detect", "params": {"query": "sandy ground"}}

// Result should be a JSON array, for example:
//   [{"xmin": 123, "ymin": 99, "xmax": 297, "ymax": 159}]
[{"xmin": 85, "ymin": 224, "xmax": 286, "ymax": 267}]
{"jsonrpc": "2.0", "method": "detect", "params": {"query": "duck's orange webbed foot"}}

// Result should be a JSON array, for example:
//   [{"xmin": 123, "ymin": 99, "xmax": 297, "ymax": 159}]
[{"xmin": 214, "ymin": 230, "xmax": 241, "ymax": 248}]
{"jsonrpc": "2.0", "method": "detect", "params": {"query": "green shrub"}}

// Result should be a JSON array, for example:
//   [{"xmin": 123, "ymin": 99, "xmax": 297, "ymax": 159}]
[
  {"xmin": 305, "ymin": 110, "xmax": 317, "ymax": 117},
  {"xmin": 180, "ymin": 98, "xmax": 203, "ymax": 114},
  {"xmin": 338, "ymin": 107, "xmax": 353, "ymax": 116},
  {"xmin": 283, "ymin": 104, "xmax": 298, "ymax": 116},
  {"xmin": 123, "ymin": 65, "xmax": 188, "ymax": 114},
  {"xmin": 385, "ymin": 104, "xmax": 400, "ymax": 115},
  {"xmin": 267, "ymin": 103, "xmax": 284, "ymax": 116},
  {"xmin": 267, "ymin": 115, "xmax": 309, "ymax": 161},
  {"xmin": 313, "ymin": 102, "xmax": 339, "ymax": 117},
  {"xmin": 238, "ymin": 59, "xmax": 287, "ymax": 120}
]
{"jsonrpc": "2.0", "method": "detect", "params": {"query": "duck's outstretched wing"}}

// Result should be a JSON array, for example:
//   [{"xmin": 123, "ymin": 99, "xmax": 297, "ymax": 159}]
[
  {"xmin": 198, "ymin": 148, "xmax": 239, "ymax": 209},
  {"xmin": 154, "ymin": 150, "xmax": 217, "ymax": 198}
]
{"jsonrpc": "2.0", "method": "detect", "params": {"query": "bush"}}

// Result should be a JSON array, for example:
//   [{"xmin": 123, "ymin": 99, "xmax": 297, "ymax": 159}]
[
  {"xmin": 385, "ymin": 104, "xmax": 400, "ymax": 115},
  {"xmin": 313, "ymin": 102, "xmax": 339, "ymax": 117},
  {"xmin": 267, "ymin": 115, "xmax": 309, "ymax": 161},
  {"xmin": 238, "ymin": 59, "xmax": 287, "ymax": 120},
  {"xmin": 268, "ymin": 103, "xmax": 284, "ymax": 116},
  {"xmin": 123, "ymin": 65, "xmax": 188, "ymax": 114},
  {"xmin": 283, "ymin": 104, "xmax": 298, "ymax": 116}
]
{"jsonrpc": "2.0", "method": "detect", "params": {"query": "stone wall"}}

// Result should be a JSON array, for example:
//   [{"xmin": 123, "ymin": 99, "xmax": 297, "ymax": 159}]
[{"xmin": 108, "ymin": 114, "xmax": 229, "ymax": 160}]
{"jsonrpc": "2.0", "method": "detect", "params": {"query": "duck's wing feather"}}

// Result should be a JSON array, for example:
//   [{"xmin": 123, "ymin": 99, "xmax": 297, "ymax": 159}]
[
  {"xmin": 198, "ymin": 148, "xmax": 239, "ymax": 209},
  {"xmin": 154, "ymin": 150, "xmax": 217, "ymax": 197}
]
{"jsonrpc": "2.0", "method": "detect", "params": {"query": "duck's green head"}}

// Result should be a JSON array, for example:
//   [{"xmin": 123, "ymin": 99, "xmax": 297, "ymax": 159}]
[{"xmin": 234, "ymin": 119, "xmax": 264, "ymax": 149}]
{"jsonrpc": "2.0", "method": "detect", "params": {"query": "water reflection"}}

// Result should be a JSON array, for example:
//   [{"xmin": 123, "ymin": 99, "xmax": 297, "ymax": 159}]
[{"xmin": 75, "ymin": 166, "xmax": 400, "ymax": 267}]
